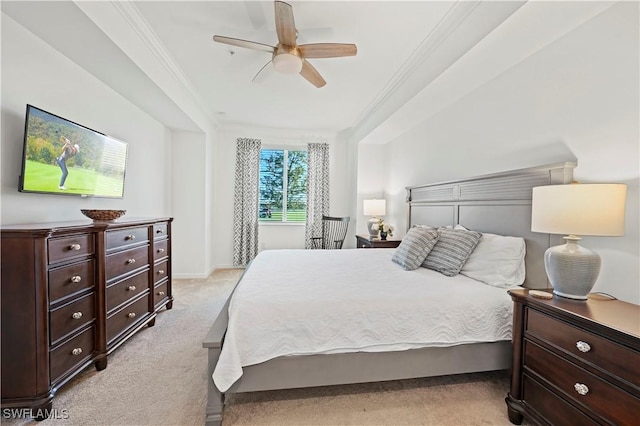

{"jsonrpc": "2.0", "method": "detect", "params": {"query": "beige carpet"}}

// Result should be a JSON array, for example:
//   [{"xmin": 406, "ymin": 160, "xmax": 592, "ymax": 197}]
[{"xmin": 4, "ymin": 269, "xmax": 524, "ymax": 426}]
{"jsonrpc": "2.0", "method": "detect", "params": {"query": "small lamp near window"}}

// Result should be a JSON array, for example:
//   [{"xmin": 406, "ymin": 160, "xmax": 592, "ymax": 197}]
[
  {"xmin": 363, "ymin": 199, "xmax": 386, "ymax": 239},
  {"xmin": 531, "ymin": 183, "xmax": 627, "ymax": 300}
]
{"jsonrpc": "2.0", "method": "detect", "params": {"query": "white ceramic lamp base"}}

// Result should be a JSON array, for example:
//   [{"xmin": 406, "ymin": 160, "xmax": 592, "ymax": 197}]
[
  {"xmin": 367, "ymin": 217, "xmax": 380, "ymax": 239},
  {"xmin": 544, "ymin": 236, "xmax": 601, "ymax": 300}
]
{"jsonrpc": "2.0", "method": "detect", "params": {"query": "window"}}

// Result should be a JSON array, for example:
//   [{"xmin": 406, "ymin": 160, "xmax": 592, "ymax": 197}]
[{"xmin": 259, "ymin": 149, "xmax": 307, "ymax": 222}]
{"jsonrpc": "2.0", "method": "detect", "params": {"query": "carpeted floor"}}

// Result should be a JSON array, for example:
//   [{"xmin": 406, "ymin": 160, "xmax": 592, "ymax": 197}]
[{"xmin": 3, "ymin": 269, "xmax": 524, "ymax": 426}]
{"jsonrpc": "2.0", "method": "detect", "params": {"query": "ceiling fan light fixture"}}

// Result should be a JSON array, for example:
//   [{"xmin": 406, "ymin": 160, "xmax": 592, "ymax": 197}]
[{"xmin": 273, "ymin": 53, "xmax": 303, "ymax": 74}]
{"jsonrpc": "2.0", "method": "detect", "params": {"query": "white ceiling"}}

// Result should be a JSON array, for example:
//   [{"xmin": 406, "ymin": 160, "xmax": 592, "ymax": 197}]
[{"xmin": 2, "ymin": 1, "xmax": 616, "ymax": 144}]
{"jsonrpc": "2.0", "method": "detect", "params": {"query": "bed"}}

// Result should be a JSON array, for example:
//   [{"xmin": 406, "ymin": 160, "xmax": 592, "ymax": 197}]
[{"xmin": 203, "ymin": 162, "xmax": 576, "ymax": 425}]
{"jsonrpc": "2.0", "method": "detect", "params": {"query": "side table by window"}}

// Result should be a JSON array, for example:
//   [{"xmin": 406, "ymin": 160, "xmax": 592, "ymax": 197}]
[{"xmin": 355, "ymin": 234, "xmax": 401, "ymax": 249}]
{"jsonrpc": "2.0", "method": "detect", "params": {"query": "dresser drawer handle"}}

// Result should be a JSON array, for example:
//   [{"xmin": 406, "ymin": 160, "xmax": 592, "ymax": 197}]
[
  {"xmin": 69, "ymin": 243, "xmax": 81, "ymax": 251},
  {"xmin": 126, "ymin": 258, "xmax": 136, "ymax": 264},
  {"xmin": 574, "ymin": 383, "xmax": 589, "ymax": 396},
  {"xmin": 71, "ymin": 275, "xmax": 82, "ymax": 283},
  {"xmin": 576, "ymin": 341, "xmax": 591, "ymax": 353},
  {"xmin": 157, "ymin": 248, "xmax": 165, "ymax": 253},
  {"xmin": 125, "ymin": 234, "xmax": 135, "ymax": 241},
  {"xmin": 127, "ymin": 285, "xmax": 136, "ymax": 291},
  {"xmin": 71, "ymin": 311, "xmax": 83, "ymax": 320},
  {"xmin": 157, "ymin": 270, "xmax": 165, "ymax": 275},
  {"xmin": 156, "ymin": 229, "xmax": 164, "ymax": 234},
  {"xmin": 71, "ymin": 348, "xmax": 83, "ymax": 356},
  {"xmin": 158, "ymin": 291, "xmax": 165, "ymax": 296},
  {"xmin": 127, "ymin": 312, "xmax": 136, "ymax": 319}
]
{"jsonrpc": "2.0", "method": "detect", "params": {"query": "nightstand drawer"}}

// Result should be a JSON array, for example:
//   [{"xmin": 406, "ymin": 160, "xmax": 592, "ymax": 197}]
[
  {"xmin": 525, "ymin": 340, "xmax": 640, "ymax": 425},
  {"xmin": 526, "ymin": 308, "xmax": 639, "ymax": 387}
]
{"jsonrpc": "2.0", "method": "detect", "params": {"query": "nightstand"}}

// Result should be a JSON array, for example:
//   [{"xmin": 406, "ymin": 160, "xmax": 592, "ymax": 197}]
[
  {"xmin": 355, "ymin": 234, "xmax": 401, "ymax": 249},
  {"xmin": 506, "ymin": 289, "xmax": 640, "ymax": 425}
]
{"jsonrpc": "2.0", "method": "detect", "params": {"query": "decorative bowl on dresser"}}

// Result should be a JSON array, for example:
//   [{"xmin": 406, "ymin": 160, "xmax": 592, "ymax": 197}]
[
  {"xmin": 505, "ymin": 289, "xmax": 640, "ymax": 425},
  {"xmin": 1, "ymin": 217, "xmax": 173, "ymax": 419}
]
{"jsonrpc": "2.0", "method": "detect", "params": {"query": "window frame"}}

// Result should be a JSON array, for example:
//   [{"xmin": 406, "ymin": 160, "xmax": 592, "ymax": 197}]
[{"xmin": 258, "ymin": 146, "xmax": 307, "ymax": 224}]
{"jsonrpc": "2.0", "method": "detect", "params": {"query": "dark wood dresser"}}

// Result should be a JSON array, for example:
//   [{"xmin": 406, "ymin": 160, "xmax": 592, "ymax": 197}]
[
  {"xmin": 506, "ymin": 289, "xmax": 639, "ymax": 425},
  {"xmin": 1, "ymin": 217, "xmax": 173, "ymax": 418}
]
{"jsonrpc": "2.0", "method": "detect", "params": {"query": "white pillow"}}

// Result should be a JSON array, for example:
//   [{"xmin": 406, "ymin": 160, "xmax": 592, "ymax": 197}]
[{"xmin": 460, "ymin": 231, "xmax": 526, "ymax": 288}]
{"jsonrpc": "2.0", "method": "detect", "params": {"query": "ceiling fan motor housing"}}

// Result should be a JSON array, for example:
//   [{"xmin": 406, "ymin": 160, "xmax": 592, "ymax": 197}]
[{"xmin": 273, "ymin": 44, "xmax": 303, "ymax": 74}]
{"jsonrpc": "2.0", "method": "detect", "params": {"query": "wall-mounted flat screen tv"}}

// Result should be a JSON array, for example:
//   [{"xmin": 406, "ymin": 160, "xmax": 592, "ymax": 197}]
[{"xmin": 19, "ymin": 105, "xmax": 128, "ymax": 198}]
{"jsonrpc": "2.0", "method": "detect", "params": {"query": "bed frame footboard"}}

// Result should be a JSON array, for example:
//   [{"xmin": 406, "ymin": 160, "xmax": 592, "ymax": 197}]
[{"xmin": 202, "ymin": 297, "xmax": 231, "ymax": 426}]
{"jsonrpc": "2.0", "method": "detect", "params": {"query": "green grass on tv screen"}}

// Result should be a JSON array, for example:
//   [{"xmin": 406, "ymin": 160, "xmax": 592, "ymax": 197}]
[{"xmin": 22, "ymin": 160, "xmax": 124, "ymax": 197}]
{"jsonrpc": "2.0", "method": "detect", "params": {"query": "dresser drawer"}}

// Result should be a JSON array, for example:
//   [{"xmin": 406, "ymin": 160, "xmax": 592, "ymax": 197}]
[
  {"xmin": 153, "ymin": 239, "xmax": 169, "ymax": 261},
  {"xmin": 153, "ymin": 281, "xmax": 169, "ymax": 308},
  {"xmin": 106, "ymin": 245, "xmax": 149, "ymax": 281},
  {"xmin": 48, "ymin": 233, "xmax": 94, "ymax": 264},
  {"xmin": 106, "ymin": 295, "xmax": 150, "ymax": 344},
  {"xmin": 153, "ymin": 260, "xmax": 168, "ymax": 285},
  {"xmin": 526, "ymin": 308, "xmax": 639, "ymax": 387},
  {"xmin": 153, "ymin": 223, "xmax": 168, "ymax": 240},
  {"xmin": 522, "ymin": 374, "xmax": 598, "ymax": 426},
  {"xmin": 49, "ymin": 259, "xmax": 95, "ymax": 304},
  {"xmin": 525, "ymin": 340, "xmax": 640, "ymax": 425},
  {"xmin": 106, "ymin": 226, "xmax": 149, "ymax": 251},
  {"xmin": 106, "ymin": 270, "xmax": 149, "ymax": 313},
  {"xmin": 50, "ymin": 325, "xmax": 95, "ymax": 383},
  {"xmin": 50, "ymin": 292, "xmax": 95, "ymax": 345}
]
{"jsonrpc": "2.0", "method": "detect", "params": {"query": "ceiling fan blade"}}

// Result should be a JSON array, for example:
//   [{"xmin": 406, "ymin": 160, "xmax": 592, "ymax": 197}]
[
  {"xmin": 252, "ymin": 59, "xmax": 273, "ymax": 83},
  {"xmin": 274, "ymin": 1, "xmax": 297, "ymax": 46},
  {"xmin": 298, "ymin": 43, "xmax": 358, "ymax": 58},
  {"xmin": 212, "ymin": 35, "xmax": 275, "ymax": 53},
  {"xmin": 300, "ymin": 60, "xmax": 326, "ymax": 88}
]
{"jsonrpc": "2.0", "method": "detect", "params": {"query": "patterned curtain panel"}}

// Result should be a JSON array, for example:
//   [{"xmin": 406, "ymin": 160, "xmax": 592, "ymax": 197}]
[
  {"xmin": 233, "ymin": 138, "xmax": 261, "ymax": 266},
  {"xmin": 305, "ymin": 143, "xmax": 330, "ymax": 249}
]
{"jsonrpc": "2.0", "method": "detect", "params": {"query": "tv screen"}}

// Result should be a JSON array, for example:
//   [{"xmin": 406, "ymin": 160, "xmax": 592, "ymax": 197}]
[{"xmin": 19, "ymin": 105, "xmax": 128, "ymax": 198}]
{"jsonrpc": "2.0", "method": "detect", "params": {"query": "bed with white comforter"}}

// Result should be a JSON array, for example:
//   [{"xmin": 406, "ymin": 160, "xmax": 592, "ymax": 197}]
[{"xmin": 213, "ymin": 248, "xmax": 514, "ymax": 392}]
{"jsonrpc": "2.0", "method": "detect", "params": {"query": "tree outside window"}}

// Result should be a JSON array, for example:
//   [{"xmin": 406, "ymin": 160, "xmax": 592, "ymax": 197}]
[{"xmin": 259, "ymin": 149, "xmax": 307, "ymax": 222}]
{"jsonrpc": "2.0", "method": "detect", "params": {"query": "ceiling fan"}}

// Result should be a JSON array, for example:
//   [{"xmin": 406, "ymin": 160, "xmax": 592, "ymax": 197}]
[{"xmin": 213, "ymin": 1, "xmax": 357, "ymax": 88}]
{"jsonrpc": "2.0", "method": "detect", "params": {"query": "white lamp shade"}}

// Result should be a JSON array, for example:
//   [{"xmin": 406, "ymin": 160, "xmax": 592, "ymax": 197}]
[
  {"xmin": 363, "ymin": 199, "xmax": 386, "ymax": 216},
  {"xmin": 532, "ymin": 184, "xmax": 627, "ymax": 237}
]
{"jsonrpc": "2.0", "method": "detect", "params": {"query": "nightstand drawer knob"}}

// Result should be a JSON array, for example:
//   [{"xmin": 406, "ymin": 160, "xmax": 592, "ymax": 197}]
[
  {"xmin": 71, "ymin": 275, "xmax": 82, "ymax": 283},
  {"xmin": 71, "ymin": 311, "xmax": 83, "ymax": 320},
  {"xmin": 69, "ymin": 243, "xmax": 81, "ymax": 251},
  {"xmin": 127, "ymin": 285, "xmax": 136, "ymax": 291},
  {"xmin": 576, "ymin": 341, "xmax": 591, "ymax": 353},
  {"xmin": 158, "ymin": 291, "xmax": 165, "ymax": 296},
  {"xmin": 71, "ymin": 348, "xmax": 83, "ymax": 356},
  {"xmin": 127, "ymin": 258, "xmax": 136, "ymax": 264},
  {"xmin": 574, "ymin": 383, "xmax": 589, "ymax": 396},
  {"xmin": 127, "ymin": 312, "xmax": 136, "ymax": 319}
]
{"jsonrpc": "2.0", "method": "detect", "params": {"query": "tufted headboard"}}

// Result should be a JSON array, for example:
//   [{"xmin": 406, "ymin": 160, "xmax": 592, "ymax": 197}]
[{"xmin": 406, "ymin": 162, "xmax": 576, "ymax": 289}]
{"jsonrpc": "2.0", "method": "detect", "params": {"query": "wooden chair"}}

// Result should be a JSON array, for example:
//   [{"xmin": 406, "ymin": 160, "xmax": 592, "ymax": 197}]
[{"xmin": 310, "ymin": 215, "xmax": 350, "ymax": 249}]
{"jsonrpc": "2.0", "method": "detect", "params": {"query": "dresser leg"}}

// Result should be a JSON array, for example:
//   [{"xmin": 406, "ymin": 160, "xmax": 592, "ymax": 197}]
[
  {"xmin": 95, "ymin": 358, "xmax": 108, "ymax": 371},
  {"xmin": 166, "ymin": 300, "xmax": 173, "ymax": 310},
  {"xmin": 148, "ymin": 317, "xmax": 156, "ymax": 327},
  {"xmin": 32, "ymin": 401, "xmax": 53, "ymax": 421},
  {"xmin": 507, "ymin": 406, "xmax": 523, "ymax": 425}
]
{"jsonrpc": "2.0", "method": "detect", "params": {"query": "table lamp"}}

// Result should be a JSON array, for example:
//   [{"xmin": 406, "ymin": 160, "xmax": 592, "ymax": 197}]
[
  {"xmin": 531, "ymin": 183, "xmax": 627, "ymax": 300},
  {"xmin": 363, "ymin": 199, "xmax": 386, "ymax": 239}
]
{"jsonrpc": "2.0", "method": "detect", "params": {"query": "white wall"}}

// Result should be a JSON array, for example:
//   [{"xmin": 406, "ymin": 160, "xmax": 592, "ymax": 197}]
[
  {"xmin": 1, "ymin": 14, "xmax": 171, "ymax": 224},
  {"xmin": 214, "ymin": 124, "xmax": 351, "ymax": 267},
  {"xmin": 362, "ymin": 3, "xmax": 639, "ymax": 303},
  {"xmin": 356, "ymin": 144, "xmax": 388, "ymax": 236}
]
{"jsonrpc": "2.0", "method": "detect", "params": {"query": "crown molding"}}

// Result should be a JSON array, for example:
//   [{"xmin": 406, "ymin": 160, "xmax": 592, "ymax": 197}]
[{"xmin": 108, "ymin": 1, "xmax": 219, "ymax": 129}]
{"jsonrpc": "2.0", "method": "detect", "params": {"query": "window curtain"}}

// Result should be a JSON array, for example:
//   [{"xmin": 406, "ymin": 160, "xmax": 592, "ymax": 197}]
[
  {"xmin": 305, "ymin": 143, "xmax": 330, "ymax": 249},
  {"xmin": 233, "ymin": 138, "xmax": 261, "ymax": 266}
]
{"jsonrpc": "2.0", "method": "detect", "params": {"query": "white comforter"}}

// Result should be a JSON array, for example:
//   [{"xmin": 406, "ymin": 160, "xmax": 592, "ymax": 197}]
[{"xmin": 213, "ymin": 248, "xmax": 514, "ymax": 392}]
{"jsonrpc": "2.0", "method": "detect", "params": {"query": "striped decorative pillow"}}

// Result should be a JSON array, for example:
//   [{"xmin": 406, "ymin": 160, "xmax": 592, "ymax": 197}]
[
  {"xmin": 392, "ymin": 226, "xmax": 440, "ymax": 270},
  {"xmin": 422, "ymin": 227, "xmax": 482, "ymax": 276}
]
